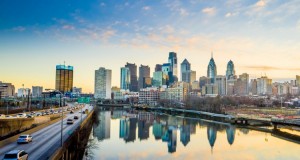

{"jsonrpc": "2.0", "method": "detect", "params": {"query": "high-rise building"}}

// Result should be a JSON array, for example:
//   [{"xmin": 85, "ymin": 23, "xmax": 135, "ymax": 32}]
[
  {"xmin": 250, "ymin": 79, "xmax": 257, "ymax": 95},
  {"xmin": 32, "ymin": 86, "xmax": 43, "ymax": 97},
  {"xmin": 94, "ymin": 67, "xmax": 112, "ymax": 99},
  {"xmin": 138, "ymin": 65, "xmax": 150, "ymax": 90},
  {"xmin": 168, "ymin": 52, "xmax": 178, "ymax": 82},
  {"xmin": 227, "ymin": 78, "xmax": 237, "ymax": 95},
  {"xmin": 162, "ymin": 63, "xmax": 172, "ymax": 85},
  {"xmin": 296, "ymin": 75, "xmax": 300, "ymax": 87},
  {"xmin": 0, "ymin": 82, "xmax": 15, "ymax": 98},
  {"xmin": 120, "ymin": 67, "xmax": 130, "ymax": 90},
  {"xmin": 199, "ymin": 76, "xmax": 209, "ymax": 89},
  {"xmin": 235, "ymin": 73, "xmax": 249, "ymax": 96},
  {"xmin": 190, "ymin": 71, "xmax": 196, "ymax": 83},
  {"xmin": 17, "ymin": 88, "xmax": 31, "ymax": 97},
  {"xmin": 125, "ymin": 63, "xmax": 138, "ymax": 92},
  {"xmin": 181, "ymin": 59, "xmax": 191, "ymax": 82},
  {"xmin": 226, "ymin": 60, "xmax": 235, "ymax": 79},
  {"xmin": 257, "ymin": 76, "xmax": 272, "ymax": 95},
  {"xmin": 152, "ymin": 71, "xmax": 166, "ymax": 87},
  {"xmin": 215, "ymin": 75, "xmax": 226, "ymax": 95},
  {"xmin": 155, "ymin": 64, "xmax": 162, "ymax": 72},
  {"xmin": 207, "ymin": 53, "xmax": 217, "ymax": 83},
  {"xmin": 55, "ymin": 65, "xmax": 73, "ymax": 93}
]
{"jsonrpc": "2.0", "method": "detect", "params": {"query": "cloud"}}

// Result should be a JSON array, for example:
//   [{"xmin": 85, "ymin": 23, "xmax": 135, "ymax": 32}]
[
  {"xmin": 12, "ymin": 26, "xmax": 26, "ymax": 32},
  {"xmin": 62, "ymin": 25, "xmax": 75, "ymax": 30},
  {"xmin": 160, "ymin": 25, "xmax": 174, "ymax": 34},
  {"xmin": 180, "ymin": 8, "xmax": 189, "ymax": 16},
  {"xmin": 100, "ymin": 2, "xmax": 106, "ymax": 7},
  {"xmin": 242, "ymin": 66, "xmax": 300, "ymax": 71},
  {"xmin": 202, "ymin": 7, "xmax": 216, "ymax": 15},
  {"xmin": 142, "ymin": 6, "xmax": 151, "ymax": 11},
  {"xmin": 255, "ymin": 0, "xmax": 266, "ymax": 7}
]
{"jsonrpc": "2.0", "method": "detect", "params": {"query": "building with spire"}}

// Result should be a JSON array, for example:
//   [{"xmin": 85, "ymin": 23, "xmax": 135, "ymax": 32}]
[
  {"xmin": 226, "ymin": 60, "xmax": 235, "ymax": 79},
  {"xmin": 207, "ymin": 53, "xmax": 217, "ymax": 83}
]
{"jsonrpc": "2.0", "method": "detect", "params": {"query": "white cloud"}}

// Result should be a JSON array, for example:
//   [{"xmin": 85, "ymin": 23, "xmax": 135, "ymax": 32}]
[
  {"xmin": 225, "ymin": 12, "xmax": 232, "ymax": 17},
  {"xmin": 202, "ymin": 7, "xmax": 216, "ymax": 15},
  {"xmin": 142, "ymin": 6, "xmax": 151, "ymax": 11},
  {"xmin": 180, "ymin": 8, "xmax": 189, "ymax": 16},
  {"xmin": 100, "ymin": 2, "xmax": 106, "ymax": 7},
  {"xmin": 12, "ymin": 26, "xmax": 26, "ymax": 32},
  {"xmin": 225, "ymin": 12, "xmax": 238, "ymax": 18},
  {"xmin": 62, "ymin": 25, "xmax": 75, "ymax": 30},
  {"xmin": 255, "ymin": 0, "xmax": 266, "ymax": 7}
]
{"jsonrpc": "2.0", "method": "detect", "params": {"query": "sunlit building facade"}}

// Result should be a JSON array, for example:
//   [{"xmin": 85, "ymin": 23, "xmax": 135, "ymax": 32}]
[{"xmin": 55, "ymin": 65, "xmax": 73, "ymax": 93}]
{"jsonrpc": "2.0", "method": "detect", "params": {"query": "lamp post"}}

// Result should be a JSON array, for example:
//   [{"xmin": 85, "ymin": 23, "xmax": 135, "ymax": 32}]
[{"xmin": 45, "ymin": 89, "xmax": 64, "ymax": 147}]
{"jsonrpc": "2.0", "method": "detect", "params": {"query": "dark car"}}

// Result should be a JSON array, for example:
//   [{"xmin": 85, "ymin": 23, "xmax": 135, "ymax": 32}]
[
  {"xmin": 70, "ymin": 111, "xmax": 74, "ymax": 114},
  {"xmin": 74, "ymin": 115, "xmax": 79, "ymax": 119}
]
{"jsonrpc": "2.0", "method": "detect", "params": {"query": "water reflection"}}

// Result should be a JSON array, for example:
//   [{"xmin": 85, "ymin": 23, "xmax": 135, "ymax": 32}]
[{"xmin": 85, "ymin": 109, "xmax": 300, "ymax": 160}]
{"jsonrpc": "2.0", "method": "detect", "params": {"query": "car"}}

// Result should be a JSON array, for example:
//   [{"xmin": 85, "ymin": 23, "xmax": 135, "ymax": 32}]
[
  {"xmin": 67, "ymin": 119, "xmax": 74, "ymax": 124},
  {"xmin": 82, "ymin": 111, "xmax": 85, "ymax": 114},
  {"xmin": 70, "ymin": 111, "xmax": 74, "ymax": 114},
  {"xmin": 17, "ymin": 113, "xmax": 27, "ymax": 118},
  {"xmin": 74, "ymin": 115, "xmax": 79, "ymax": 119},
  {"xmin": 17, "ymin": 135, "xmax": 33, "ymax": 144},
  {"xmin": 26, "ymin": 114, "xmax": 34, "ymax": 118},
  {"xmin": 3, "ymin": 150, "xmax": 28, "ymax": 160}
]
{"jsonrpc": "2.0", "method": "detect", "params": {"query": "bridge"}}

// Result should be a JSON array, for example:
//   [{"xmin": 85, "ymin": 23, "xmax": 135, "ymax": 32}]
[{"xmin": 0, "ymin": 104, "xmax": 94, "ymax": 160}]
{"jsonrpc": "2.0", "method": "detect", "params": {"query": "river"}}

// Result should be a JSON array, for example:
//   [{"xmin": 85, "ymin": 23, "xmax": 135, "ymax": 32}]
[{"xmin": 82, "ymin": 108, "xmax": 300, "ymax": 160}]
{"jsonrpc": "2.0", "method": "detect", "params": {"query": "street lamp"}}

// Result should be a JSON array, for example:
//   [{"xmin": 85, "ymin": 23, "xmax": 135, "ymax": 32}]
[{"xmin": 45, "ymin": 89, "xmax": 64, "ymax": 147}]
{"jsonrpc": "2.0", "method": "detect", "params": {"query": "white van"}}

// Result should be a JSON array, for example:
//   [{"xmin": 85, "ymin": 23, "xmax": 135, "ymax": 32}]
[{"xmin": 17, "ymin": 113, "xmax": 27, "ymax": 118}]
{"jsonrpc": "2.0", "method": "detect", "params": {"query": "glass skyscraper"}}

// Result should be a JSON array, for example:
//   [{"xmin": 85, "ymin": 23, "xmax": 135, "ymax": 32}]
[
  {"xmin": 226, "ymin": 60, "xmax": 235, "ymax": 79},
  {"xmin": 168, "ymin": 52, "xmax": 178, "ymax": 82},
  {"xmin": 181, "ymin": 59, "xmax": 191, "ymax": 83},
  {"xmin": 55, "ymin": 65, "xmax": 73, "ymax": 93},
  {"xmin": 125, "ymin": 62, "xmax": 138, "ymax": 92},
  {"xmin": 120, "ymin": 67, "xmax": 130, "ymax": 90},
  {"xmin": 207, "ymin": 54, "xmax": 217, "ymax": 83}
]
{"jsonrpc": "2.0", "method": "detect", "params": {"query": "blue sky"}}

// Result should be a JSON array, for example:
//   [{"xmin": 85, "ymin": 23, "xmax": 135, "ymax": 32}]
[{"xmin": 1, "ymin": 0, "xmax": 300, "ymax": 92}]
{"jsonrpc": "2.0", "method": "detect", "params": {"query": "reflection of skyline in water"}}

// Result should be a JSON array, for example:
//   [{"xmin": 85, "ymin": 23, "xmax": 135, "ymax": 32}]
[{"xmin": 94, "ymin": 110, "xmax": 238, "ymax": 154}]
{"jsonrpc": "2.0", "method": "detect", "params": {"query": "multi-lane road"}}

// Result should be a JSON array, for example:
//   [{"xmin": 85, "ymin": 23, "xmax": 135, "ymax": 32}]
[{"xmin": 0, "ymin": 104, "xmax": 93, "ymax": 160}]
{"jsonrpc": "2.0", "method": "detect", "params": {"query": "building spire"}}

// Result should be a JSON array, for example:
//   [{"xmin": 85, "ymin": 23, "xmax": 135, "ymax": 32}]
[{"xmin": 211, "ymin": 51, "xmax": 213, "ymax": 58}]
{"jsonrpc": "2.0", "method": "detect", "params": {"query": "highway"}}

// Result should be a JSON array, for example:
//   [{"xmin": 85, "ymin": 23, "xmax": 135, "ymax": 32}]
[{"xmin": 0, "ymin": 104, "xmax": 93, "ymax": 160}]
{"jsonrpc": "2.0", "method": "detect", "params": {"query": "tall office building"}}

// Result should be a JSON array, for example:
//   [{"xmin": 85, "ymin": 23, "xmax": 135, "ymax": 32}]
[
  {"xmin": 152, "ymin": 71, "xmax": 166, "ymax": 87},
  {"xmin": 0, "ymin": 82, "xmax": 15, "ymax": 98},
  {"xmin": 190, "ymin": 71, "xmax": 196, "ymax": 83},
  {"xmin": 199, "ymin": 76, "xmax": 210, "ymax": 90},
  {"xmin": 55, "ymin": 65, "xmax": 73, "ymax": 93},
  {"xmin": 94, "ymin": 67, "xmax": 112, "ymax": 99},
  {"xmin": 125, "ymin": 63, "xmax": 138, "ymax": 92},
  {"xmin": 215, "ymin": 75, "xmax": 226, "ymax": 95},
  {"xmin": 120, "ymin": 67, "xmax": 131, "ymax": 90},
  {"xmin": 250, "ymin": 79, "xmax": 258, "ymax": 95},
  {"xmin": 17, "ymin": 88, "xmax": 31, "ymax": 97},
  {"xmin": 155, "ymin": 64, "xmax": 162, "ymax": 72},
  {"xmin": 168, "ymin": 52, "xmax": 178, "ymax": 82},
  {"xmin": 257, "ymin": 76, "xmax": 272, "ymax": 95},
  {"xmin": 226, "ymin": 60, "xmax": 235, "ymax": 79},
  {"xmin": 235, "ymin": 73, "xmax": 249, "ymax": 95},
  {"xmin": 207, "ymin": 53, "xmax": 217, "ymax": 83},
  {"xmin": 162, "ymin": 63, "xmax": 172, "ymax": 86},
  {"xmin": 32, "ymin": 86, "xmax": 43, "ymax": 97},
  {"xmin": 296, "ymin": 75, "xmax": 300, "ymax": 87},
  {"xmin": 181, "ymin": 59, "xmax": 191, "ymax": 83},
  {"xmin": 138, "ymin": 65, "xmax": 151, "ymax": 90}
]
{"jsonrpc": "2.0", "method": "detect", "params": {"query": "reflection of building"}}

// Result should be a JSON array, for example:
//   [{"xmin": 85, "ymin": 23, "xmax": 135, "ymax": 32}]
[
  {"xmin": 94, "ymin": 111, "xmax": 111, "ymax": 141},
  {"xmin": 207, "ymin": 125, "xmax": 217, "ymax": 150},
  {"xmin": 180, "ymin": 124, "xmax": 191, "ymax": 146},
  {"xmin": 153, "ymin": 121, "xmax": 163, "ymax": 140},
  {"xmin": 138, "ymin": 120, "xmax": 150, "ymax": 140},
  {"xmin": 120, "ymin": 117, "xmax": 137, "ymax": 143},
  {"xmin": 226, "ymin": 125, "xmax": 236, "ymax": 145},
  {"xmin": 55, "ymin": 65, "xmax": 73, "ymax": 93},
  {"xmin": 167, "ymin": 126, "xmax": 177, "ymax": 153}
]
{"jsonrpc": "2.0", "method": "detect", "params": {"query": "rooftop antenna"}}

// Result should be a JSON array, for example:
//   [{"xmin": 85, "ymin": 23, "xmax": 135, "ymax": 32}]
[{"xmin": 64, "ymin": 61, "xmax": 66, "ymax": 66}]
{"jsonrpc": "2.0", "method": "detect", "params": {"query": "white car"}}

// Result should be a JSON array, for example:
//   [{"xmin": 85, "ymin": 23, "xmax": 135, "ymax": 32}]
[
  {"xmin": 17, "ymin": 113, "xmax": 27, "ymax": 118},
  {"xmin": 3, "ymin": 150, "xmax": 28, "ymax": 160},
  {"xmin": 17, "ymin": 135, "xmax": 33, "ymax": 144}
]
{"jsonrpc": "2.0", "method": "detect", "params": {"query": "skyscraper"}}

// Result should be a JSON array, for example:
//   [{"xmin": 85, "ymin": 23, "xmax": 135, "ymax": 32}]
[
  {"xmin": 155, "ymin": 64, "xmax": 162, "ymax": 72},
  {"xmin": 138, "ymin": 65, "xmax": 150, "ymax": 90},
  {"xmin": 226, "ymin": 60, "xmax": 235, "ymax": 79},
  {"xmin": 152, "ymin": 71, "xmax": 166, "ymax": 87},
  {"xmin": 168, "ymin": 52, "xmax": 178, "ymax": 82},
  {"xmin": 162, "ymin": 63, "xmax": 172, "ymax": 86},
  {"xmin": 235, "ymin": 73, "xmax": 249, "ymax": 95},
  {"xmin": 125, "ymin": 63, "xmax": 138, "ymax": 92},
  {"xmin": 94, "ymin": 67, "xmax": 112, "ymax": 99},
  {"xmin": 215, "ymin": 75, "xmax": 226, "ymax": 95},
  {"xmin": 181, "ymin": 59, "xmax": 191, "ymax": 83},
  {"xmin": 120, "ymin": 67, "xmax": 130, "ymax": 90},
  {"xmin": 55, "ymin": 65, "xmax": 73, "ymax": 93},
  {"xmin": 207, "ymin": 53, "xmax": 217, "ymax": 83}
]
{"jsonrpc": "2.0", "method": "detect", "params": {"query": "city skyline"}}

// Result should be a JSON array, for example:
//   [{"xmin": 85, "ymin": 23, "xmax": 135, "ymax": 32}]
[{"xmin": 1, "ymin": 0, "xmax": 300, "ymax": 92}]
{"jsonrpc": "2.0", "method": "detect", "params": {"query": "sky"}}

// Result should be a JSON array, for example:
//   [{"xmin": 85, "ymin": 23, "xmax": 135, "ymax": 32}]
[{"xmin": 0, "ymin": 0, "xmax": 300, "ymax": 93}]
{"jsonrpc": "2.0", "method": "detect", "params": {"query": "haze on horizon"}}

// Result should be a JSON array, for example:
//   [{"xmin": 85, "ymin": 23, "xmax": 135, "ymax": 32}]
[{"xmin": 1, "ymin": 0, "xmax": 300, "ymax": 93}]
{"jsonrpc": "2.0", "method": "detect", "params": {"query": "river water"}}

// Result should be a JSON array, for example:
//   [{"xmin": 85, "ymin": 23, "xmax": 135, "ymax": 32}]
[{"xmin": 83, "ymin": 109, "xmax": 300, "ymax": 160}]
